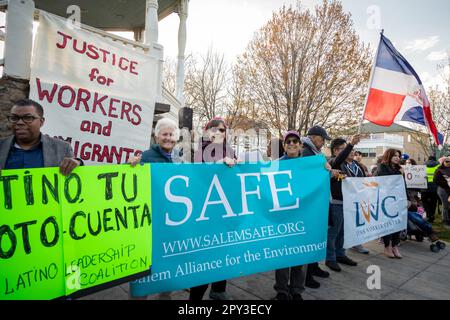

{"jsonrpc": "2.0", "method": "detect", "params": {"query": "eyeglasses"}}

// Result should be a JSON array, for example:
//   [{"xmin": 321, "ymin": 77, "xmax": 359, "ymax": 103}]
[
  {"xmin": 7, "ymin": 114, "xmax": 41, "ymax": 124},
  {"xmin": 285, "ymin": 139, "xmax": 300, "ymax": 145},
  {"xmin": 211, "ymin": 128, "xmax": 226, "ymax": 133}
]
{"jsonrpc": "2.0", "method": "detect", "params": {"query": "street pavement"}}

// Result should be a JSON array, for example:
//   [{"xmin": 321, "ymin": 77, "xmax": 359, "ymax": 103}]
[{"xmin": 80, "ymin": 239, "xmax": 450, "ymax": 300}]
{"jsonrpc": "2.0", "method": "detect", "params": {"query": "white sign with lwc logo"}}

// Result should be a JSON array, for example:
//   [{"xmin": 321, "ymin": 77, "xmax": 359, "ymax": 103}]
[{"xmin": 342, "ymin": 176, "xmax": 408, "ymax": 248}]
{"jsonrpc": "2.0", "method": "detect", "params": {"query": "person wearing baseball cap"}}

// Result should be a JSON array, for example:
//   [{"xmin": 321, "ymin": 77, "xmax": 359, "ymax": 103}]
[
  {"xmin": 283, "ymin": 130, "xmax": 301, "ymax": 140},
  {"xmin": 301, "ymin": 125, "xmax": 332, "ymax": 157},
  {"xmin": 401, "ymin": 153, "xmax": 410, "ymax": 165},
  {"xmin": 279, "ymin": 131, "xmax": 303, "ymax": 158},
  {"xmin": 272, "ymin": 130, "xmax": 307, "ymax": 300},
  {"xmin": 300, "ymin": 125, "xmax": 333, "ymax": 289}
]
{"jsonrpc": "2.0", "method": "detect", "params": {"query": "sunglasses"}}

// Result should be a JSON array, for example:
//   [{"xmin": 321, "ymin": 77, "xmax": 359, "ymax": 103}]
[{"xmin": 285, "ymin": 139, "xmax": 300, "ymax": 145}]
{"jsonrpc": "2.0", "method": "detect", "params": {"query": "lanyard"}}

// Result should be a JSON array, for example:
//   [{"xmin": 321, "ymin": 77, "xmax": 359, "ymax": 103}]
[{"xmin": 345, "ymin": 162, "xmax": 360, "ymax": 177}]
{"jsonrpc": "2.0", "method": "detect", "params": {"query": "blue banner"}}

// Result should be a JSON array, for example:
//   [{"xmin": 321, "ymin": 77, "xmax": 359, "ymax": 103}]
[{"xmin": 130, "ymin": 155, "xmax": 330, "ymax": 296}]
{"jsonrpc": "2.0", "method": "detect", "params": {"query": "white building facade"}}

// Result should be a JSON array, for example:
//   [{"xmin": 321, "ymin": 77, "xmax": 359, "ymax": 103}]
[{"xmin": 0, "ymin": 0, "xmax": 187, "ymax": 126}]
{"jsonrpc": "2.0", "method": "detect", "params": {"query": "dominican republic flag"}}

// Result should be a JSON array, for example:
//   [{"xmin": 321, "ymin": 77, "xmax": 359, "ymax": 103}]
[{"xmin": 363, "ymin": 34, "xmax": 440, "ymax": 145}]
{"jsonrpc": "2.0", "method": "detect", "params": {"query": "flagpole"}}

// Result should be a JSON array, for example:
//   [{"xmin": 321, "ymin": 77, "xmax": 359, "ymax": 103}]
[{"xmin": 358, "ymin": 29, "xmax": 384, "ymax": 134}]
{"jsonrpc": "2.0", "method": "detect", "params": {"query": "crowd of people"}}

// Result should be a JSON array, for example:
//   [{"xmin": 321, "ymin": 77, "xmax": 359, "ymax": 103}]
[
  {"xmin": 1, "ymin": 98, "xmax": 449, "ymax": 301},
  {"xmin": 127, "ymin": 115, "xmax": 450, "ymax": 301}
]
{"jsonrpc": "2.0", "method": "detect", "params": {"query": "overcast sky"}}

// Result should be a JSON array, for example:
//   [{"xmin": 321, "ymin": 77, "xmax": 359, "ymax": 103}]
[
  {"xmin": 157, "ymin": 0, "xmax": 449, "ymax": 89},
  {"xmin": 1, "ymin": 0, "xmax": 449, "ymax": 88}
]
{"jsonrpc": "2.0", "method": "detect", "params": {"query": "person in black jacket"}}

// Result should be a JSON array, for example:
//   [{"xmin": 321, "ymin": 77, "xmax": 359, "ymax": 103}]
[
  {"xmin": 301, "ymin": 126, "xmax": 329, "ymax": 157},
  {"xmin": 422, "ymin": 156, "xmax": 440, "ymax": 223},
  {"xmin": 325, "ymin": 135, "xmax": 363, "ymax": 272},
  {"xmin": 375, "ymin": 149, "xmax": 404, "ymax": 259},
  {"xmin": 354, "ymin": 151, "xmax": 370, "ymax": 176},
  {"xmin": 434, "ymin": 155, "xmax": 450, "ymax": 229},
  {"xmin": 300, "ymin": 125, "xmax": 333, "ymax": 289},
  {"xmin": 351, "ymin": 151, "xmax": 371, "ymax": 254}
]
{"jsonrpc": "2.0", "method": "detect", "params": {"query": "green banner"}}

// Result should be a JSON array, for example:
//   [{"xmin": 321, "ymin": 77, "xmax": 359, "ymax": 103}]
[{"xmin": 0, "ymin": 165, "xmax": 152, "ymax": 300}]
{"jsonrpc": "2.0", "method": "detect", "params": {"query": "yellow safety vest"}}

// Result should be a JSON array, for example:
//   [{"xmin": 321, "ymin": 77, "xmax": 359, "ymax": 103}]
[{"xmin": 426, "ymin": 165, "xmax": 439, "ymax": 183}]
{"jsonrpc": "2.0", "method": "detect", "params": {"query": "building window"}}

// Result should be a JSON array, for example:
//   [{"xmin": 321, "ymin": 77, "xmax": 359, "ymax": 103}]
[{"xmin": 355, "ymin": 148, "xmax": 377, "ymax": 158}]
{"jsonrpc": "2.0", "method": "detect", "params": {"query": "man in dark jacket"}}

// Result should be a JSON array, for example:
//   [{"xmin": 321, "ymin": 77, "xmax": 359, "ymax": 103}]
[
  {"xmin": 422, "ymin": 156, "xmax": 440, "ymax": 223},
  {"xmin": 325, "ymin": 135, "xmax": 363, "ymax": 272},
  {"xmin": 301, "ymin": 126, "xmax": 329, "ymax": 157},
  {"xmin": 351, "ymin": 152, "xmax": 371, "ymax": 254},
  {"xmin": 354, "ymin": 151, "xmax": 370, "ymax": 176},
  {"xmin": 434, "ymin": 156, "xmax": 450, "ymax": 228},
  {"xmin": 0, "ymin": 99, "xmax": 81, "ymax": 175},
  {"xmin": 300, "ymin": 125, "xmax": 332, "ymax": 289}
]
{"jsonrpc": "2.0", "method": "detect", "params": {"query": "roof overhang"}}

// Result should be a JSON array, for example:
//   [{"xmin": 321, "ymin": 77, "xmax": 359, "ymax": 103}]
[{"xmin": 33, "ymin": 0, "xmax": 179, "ymax": 30}]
